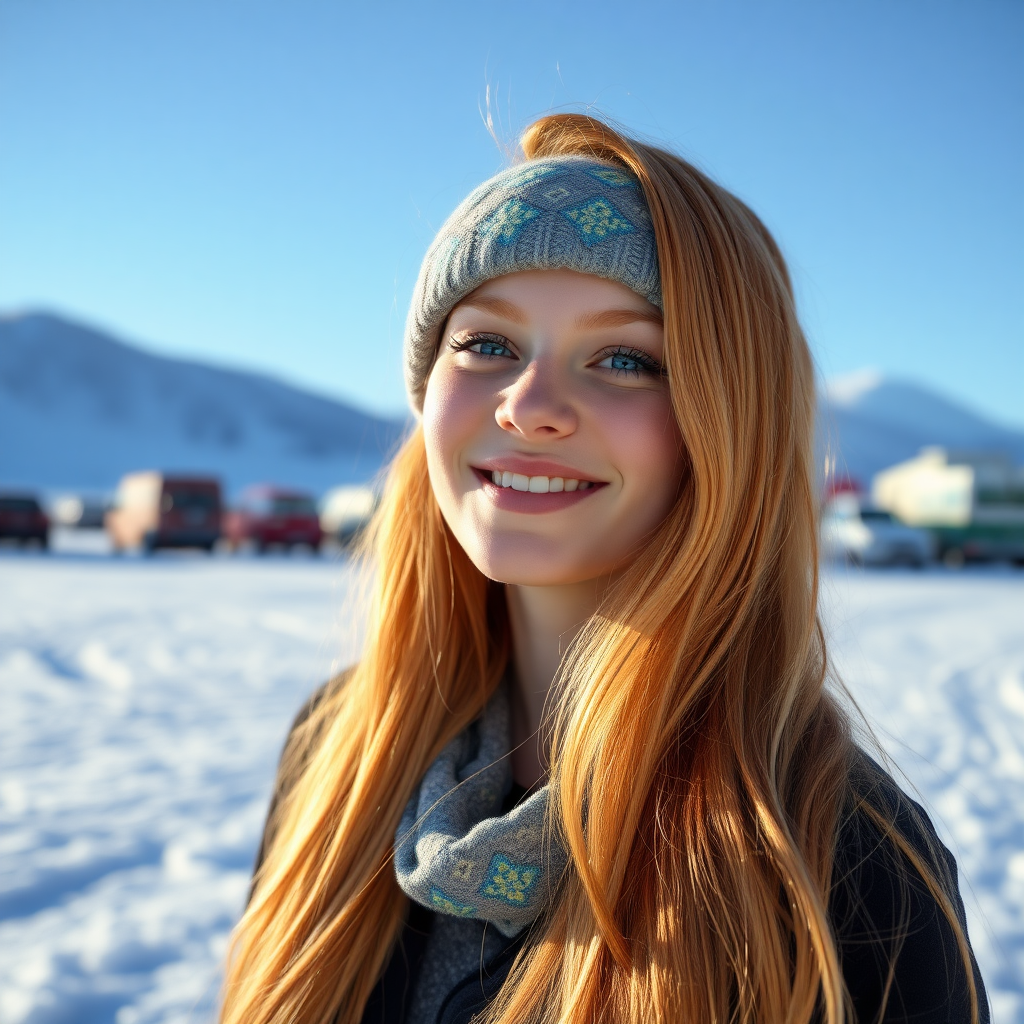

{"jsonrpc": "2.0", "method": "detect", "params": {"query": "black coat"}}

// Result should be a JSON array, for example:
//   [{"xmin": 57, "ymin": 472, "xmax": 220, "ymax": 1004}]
[{"xmin": 253, "ymin": 684, "xmax": 989, "ymax": 1024}]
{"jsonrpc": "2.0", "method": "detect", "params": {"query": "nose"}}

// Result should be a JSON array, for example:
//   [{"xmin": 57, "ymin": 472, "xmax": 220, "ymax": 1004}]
[{"xmin": 495, "ymin": 359, "xmax": 578, "ymax": 439}]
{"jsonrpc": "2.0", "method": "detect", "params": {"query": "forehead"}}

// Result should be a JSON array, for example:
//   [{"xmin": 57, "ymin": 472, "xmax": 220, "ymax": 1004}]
[{"xmin": 450, "ymin": 269, "xmax": 663, "ymax": 328}]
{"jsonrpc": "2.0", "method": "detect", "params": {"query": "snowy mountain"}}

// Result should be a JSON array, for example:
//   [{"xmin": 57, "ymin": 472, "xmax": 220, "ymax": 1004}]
[
  {"xmin": 0, "ymin": 312, "xmax": 408, "ymax": 496},
  {"xmin": 2, "ymin": 311, "xmax": 1020, "ymax": 497},
  {"xmin": 818, "ymin": 369, "xmax": 1024, "ymax": 486}
]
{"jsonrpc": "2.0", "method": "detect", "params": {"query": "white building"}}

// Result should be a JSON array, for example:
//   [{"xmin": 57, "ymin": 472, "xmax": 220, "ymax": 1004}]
[{"xmin": 872, "ymin": 448, "xmax": 1024, "ymax": 562}]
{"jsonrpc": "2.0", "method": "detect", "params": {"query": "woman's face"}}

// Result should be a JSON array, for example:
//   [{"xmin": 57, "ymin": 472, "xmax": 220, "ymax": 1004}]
[{"xmin": 423, "ymin": 269, "xmax": 686, "ymax": 587}]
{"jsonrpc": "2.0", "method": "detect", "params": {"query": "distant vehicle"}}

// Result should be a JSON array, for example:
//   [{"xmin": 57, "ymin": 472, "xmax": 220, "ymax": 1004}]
[
  {"xmin": 224, "ymin": 486, "xmax": 322, "ymax": 553},
  {"xmin": 319, "ymin": 485, "xmax": 377, "ymax": 545},
  {"xmin": 821, "ymin": 494, "xmax": 933, "ymax": 567},
  {"xmin": 106, "ymin": 472, "xmax": 222, "ymax": 553},
  {"xmin": 50, "ymin": 493, "xmax": 109, "ymax": 529},
  {"xmin": 0, "ymin": 492, "xmax": 49, "ymax": 548},
  {"xmin": 873, "ymin": 448, "xmax": 1024, "ymax": 565}
]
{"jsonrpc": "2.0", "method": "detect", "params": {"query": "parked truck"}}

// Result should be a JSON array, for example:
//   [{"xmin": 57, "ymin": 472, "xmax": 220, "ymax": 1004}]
[
  {"xmin": 872, "ymin": 447, "xmax": 1024, "ymax": 565},
  {"xmin": 106, "ymin": 472, "xmax": 222, "ymax": 554}
]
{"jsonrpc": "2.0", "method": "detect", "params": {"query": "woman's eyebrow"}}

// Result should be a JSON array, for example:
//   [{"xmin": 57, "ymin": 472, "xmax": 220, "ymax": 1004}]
[
  {"xmin": 574, "ymin": 308, "xmax": 664, "ymax": 330},
  {"xmin": 454, "ymin": 296, "xmax": 527, "ymax": 324}
]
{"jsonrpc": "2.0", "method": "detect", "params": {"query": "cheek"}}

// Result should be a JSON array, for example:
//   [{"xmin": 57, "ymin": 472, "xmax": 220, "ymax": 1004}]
[
  {"xmin": 422, "ymin": 365, "xmax": 486, "ymax": 496},
  {"xmin": 607, "ymin": 396, "xmax": 686, "ymax": 522}
]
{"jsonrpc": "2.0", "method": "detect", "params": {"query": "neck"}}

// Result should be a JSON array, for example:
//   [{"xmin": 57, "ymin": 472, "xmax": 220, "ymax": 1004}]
[{"xmin": 505, "ymin": 579, "xmax": 603, "ymax": 789}]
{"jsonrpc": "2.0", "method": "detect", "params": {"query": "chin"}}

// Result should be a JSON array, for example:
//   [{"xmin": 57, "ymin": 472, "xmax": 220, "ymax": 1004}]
[
  {"xmin": 462, "ymin": 537, "xmax": 610, "ymax": 588},
  {"xmin": 481, "ymin": 565, "xmax": 586, "ymax": 587}
]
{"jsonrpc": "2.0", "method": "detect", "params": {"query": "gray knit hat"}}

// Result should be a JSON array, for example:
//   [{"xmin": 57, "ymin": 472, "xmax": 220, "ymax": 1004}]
[{"xmin": 403, "ymin": 155, "xmax": 662, "ymax": 410}]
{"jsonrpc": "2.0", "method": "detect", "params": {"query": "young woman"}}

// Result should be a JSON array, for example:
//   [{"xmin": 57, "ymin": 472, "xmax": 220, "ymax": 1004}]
[{"xmin": 220, "ymin": 115, "xmax": 988, "ymax": 1024}]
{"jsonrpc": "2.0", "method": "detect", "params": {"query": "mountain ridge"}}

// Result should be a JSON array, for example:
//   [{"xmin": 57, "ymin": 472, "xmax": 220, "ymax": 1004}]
[
  {"xmin": 819, "ymin": 370, "xmax": 1024, "ymax": 485},
  {"xmin": 1, "ymin": 312, "xmax": 408, "ymax": 494}
]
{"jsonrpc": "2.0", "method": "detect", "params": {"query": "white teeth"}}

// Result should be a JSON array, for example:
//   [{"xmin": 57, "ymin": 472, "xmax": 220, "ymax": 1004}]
[{"xmin": 486, "ymin": 470, "xmax": 594, "ymax": 493}]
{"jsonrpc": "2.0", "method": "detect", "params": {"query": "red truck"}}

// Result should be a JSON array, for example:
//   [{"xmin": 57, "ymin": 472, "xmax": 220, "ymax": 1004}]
[
  {"xmin": 223, "ymin": 485, "xmax": 322, "ymax": 553},
  {"xmin": 0, "ymin": 492, "xmax": 50, "ymax": 548},
  {"xmin": 106, "ymin": 472, "xmax": 222, "ymax": 553}
]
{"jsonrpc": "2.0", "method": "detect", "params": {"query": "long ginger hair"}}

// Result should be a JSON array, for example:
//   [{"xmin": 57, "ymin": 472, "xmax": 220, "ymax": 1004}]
[{"xmin": 220, "ymin": 115, "xmax": 979, "ymax": 1024}]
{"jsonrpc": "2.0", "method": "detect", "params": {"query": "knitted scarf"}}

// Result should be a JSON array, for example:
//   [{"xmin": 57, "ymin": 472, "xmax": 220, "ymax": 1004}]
[{"xmin": 394, "ymin": 683, "xmax": 567, "ymax": 938}]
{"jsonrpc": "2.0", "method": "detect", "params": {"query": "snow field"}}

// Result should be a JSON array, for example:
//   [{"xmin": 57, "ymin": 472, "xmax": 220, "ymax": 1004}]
[
  {"xmin": 821, "ymin": 569, "xmax": 1024, "ymax": 1020},
  {"xmin": 1, "ymin": 548, "xmax": 1022, "ymax": 1022},
  {"xmin": 1, "ymin": 550, "xmax": 359, "ymax": 1024}
]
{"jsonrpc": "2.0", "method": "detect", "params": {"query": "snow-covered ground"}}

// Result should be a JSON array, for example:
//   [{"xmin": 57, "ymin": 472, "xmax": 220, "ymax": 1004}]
[
  {"xmin": 2, "ymin": 535, "xmax": 1022, "ymax": 1023},
  {"xmin": 820, "ymin": 568, "xmax": 1024, "ymax": 1022}
]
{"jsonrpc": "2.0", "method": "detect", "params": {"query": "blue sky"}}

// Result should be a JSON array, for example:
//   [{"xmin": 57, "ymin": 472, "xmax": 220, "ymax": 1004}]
[{"xmin": 1, "ymin": 0, "xmax": 1021, "ymax": 426}]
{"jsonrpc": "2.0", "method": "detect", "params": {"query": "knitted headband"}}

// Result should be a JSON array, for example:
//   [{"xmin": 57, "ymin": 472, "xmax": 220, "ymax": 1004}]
[{"xmin": 403, "ymin": 155, "xmax": 662, "ymax": 411}]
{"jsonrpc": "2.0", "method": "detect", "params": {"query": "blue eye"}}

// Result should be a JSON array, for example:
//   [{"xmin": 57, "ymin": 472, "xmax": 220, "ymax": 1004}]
[
  {"xmin": 596, "ymin": 346, "xmax": 664, "ymax": 379},
  {"xmin": 450, "ymin": 333, "xmax": 515, "ymax": 359},
  {"xmin": 475, "ymin": 339, "xmax": 513, "ymax": 357}
]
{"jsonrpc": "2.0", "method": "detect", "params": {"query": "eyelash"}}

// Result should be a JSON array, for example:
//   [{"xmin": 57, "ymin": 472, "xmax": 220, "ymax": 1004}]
[
  {"xmin": 598, "ymin": 345, "xmax": 666, "ymax": 379},
  {"xmin": 448, "ymin": 332, "xmax": 514, "ymax": 358}
]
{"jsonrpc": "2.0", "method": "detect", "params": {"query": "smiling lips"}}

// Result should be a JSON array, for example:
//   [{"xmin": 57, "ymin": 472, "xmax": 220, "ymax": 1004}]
[
  {"xmin": 488, "ymin": 470, "xmax": 594, "ymax": 493},
  {"xmin": 473, "ymin": 464, "xmax": 604, "ymax": 514}
]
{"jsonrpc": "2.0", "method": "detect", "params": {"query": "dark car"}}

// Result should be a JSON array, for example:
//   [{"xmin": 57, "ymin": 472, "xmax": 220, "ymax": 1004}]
[
  {"xmin": 107, "ymin": 472, "xmax": 222, "ymax": 553},
  {"xmin": 224, "ymin": 486, "xmax": 322, "ymax": 553},
  {"xmin": 0, "ymin": 493, "xmax": 50, "ymax": 548}
]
